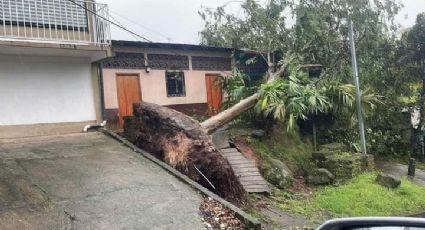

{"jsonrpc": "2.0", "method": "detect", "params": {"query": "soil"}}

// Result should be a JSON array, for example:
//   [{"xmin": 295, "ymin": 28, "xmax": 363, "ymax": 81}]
[
  {"xmin": 289, "ymin": 176, "xmax": 314, "ymax": 195},
  {"xmin": 233, "ymin": 137, "xmax": 262, "ymax": 166}
]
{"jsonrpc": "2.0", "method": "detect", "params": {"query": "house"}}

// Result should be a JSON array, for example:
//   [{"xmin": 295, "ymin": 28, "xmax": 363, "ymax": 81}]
[
  {"xmin": 100, "ymin": 41, "xmax": 235, "ymax": 128},
  {"xmin": 0, "ymin": 0, "xmax": 111, "ymax": 138}
]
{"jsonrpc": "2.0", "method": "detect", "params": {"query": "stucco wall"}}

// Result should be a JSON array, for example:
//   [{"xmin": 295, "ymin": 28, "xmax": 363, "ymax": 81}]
[
  {"xmin": 102, "ymin": 69, "xmax": 230, "ymax": 109},
  {"xmin": 0, "ymin": 55, "xmax": 97, "ymax": 125}
]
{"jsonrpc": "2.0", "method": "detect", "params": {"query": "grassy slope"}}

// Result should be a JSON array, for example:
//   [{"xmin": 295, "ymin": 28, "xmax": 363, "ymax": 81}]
[
  {"xmin": 246, "ymin": 130, "xmax": 313, "ymax": 173},
  {"xmin": 281, "ymin": 172, "xmax": 425, "ymax": 219}
]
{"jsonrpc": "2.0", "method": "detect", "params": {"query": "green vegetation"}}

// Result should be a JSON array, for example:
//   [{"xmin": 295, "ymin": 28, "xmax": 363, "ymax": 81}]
[
  {"xmin": 280, "ymin": 172, "xmax": 425, "ymax": 219},
  {"xmin": 256, "ymin": 74, "xmax": 381, "ymax": 132},
  {"xmin": 200, "ymin": 3, "xmax": 425, "ymax": 226},
  {"xmin": 200, "ymin": 0, "xmax": 425, "ymax": 158},
  {"xmin": 246, "ymin": 129, "xmax": 313, "ymax": 173}
]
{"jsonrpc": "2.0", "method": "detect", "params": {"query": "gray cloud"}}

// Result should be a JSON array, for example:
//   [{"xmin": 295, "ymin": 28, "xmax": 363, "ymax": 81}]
[{"xmin": 101, "ymin": 0, "xmax": 424, "ymax": 44}]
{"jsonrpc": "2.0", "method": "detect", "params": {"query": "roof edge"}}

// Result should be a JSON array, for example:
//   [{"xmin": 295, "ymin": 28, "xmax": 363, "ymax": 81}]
[{"xmin": 112, "ymin": 40, "xmax": 234, "ymax": 53}]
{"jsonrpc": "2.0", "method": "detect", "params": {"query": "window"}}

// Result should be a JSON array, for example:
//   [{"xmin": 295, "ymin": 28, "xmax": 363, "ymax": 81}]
[{"xmin": 166, "ymin": 71, "xmax": 186, "ymax": 97}]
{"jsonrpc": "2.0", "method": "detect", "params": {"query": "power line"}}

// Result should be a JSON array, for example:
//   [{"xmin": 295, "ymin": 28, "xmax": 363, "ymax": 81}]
[
  {"xmin": 109, "ymin": 14, "xmax": 144, "ymax": 42},
  {"xmin": 220, "ymin": 0, "xmax": 245, "ymax": 8},
  {"xmin": 64, "ymin": 0, "xmax": 153, "ymax": 42},
  {"xmin": 108, "ymin": 10, "xmax": 172, "ymax": 42},
  {"xmin": 67, "ymin": 0, "xmax": 227, "ymax": 61}
]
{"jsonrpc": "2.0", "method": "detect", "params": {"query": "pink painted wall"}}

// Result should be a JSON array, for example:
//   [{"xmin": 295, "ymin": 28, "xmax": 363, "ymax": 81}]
[{"xmin": 102, "ymin": 68, "xmax": 231, "ymax": 109}]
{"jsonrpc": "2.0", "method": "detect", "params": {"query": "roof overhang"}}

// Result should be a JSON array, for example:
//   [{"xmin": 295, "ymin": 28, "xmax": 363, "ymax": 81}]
[{"xmin": 0, "ymin": 40, "xmax": 111, "ymax": 62}]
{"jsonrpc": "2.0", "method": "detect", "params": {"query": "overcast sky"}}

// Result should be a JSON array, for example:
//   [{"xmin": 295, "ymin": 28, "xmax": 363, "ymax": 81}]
[{"xmin": 101, "ymin": 0, "xmax": 425, "ymax": 44}]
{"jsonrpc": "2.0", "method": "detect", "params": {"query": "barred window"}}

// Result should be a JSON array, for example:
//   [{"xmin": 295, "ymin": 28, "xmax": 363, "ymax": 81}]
[{"xmin": 166, "ymin": 71, "xmax": 186, "ymax": 97}]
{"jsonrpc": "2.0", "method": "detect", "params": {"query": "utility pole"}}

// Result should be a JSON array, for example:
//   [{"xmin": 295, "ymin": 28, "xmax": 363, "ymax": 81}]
[{"xmin": 348, "ymin": 19, "xmax": 367, "ymax": 155}]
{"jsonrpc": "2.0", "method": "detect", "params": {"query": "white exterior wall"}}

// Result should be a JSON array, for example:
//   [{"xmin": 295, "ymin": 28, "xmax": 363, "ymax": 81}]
[{"xmin": 0, "ymin": 55, "xmax": 96, "ymax": 125}]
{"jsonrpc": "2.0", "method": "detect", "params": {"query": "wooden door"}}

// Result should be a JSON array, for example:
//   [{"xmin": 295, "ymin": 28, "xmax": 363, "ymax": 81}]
[
  {"xmin": 205, "ymin": 74, "xmax": 223, "ymax": 115},
  {"xmin": 116, "ymin": 74, "xmax": 141, "ymax": 127}
]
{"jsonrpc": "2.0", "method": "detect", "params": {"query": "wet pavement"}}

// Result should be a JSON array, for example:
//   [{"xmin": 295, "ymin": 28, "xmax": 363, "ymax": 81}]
[
  {"xmin": 376, "ymin": 161, "xmax": 425, "ymax": 186},
  {"xmin": 0, "ymin": 132, "xmax": 204, "ymax": 229}
]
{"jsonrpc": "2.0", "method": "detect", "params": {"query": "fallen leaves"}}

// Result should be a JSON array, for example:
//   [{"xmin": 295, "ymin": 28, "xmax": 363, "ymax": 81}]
[{"xmin": 199, "ymin": 197, "xmax": 245, "ymax": 229}]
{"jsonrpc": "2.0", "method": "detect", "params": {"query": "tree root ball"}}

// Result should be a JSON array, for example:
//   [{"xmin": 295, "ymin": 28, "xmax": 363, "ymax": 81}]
[{"xmin": 124, "ymin": 102, "xmax": 245, "ymax": 204}]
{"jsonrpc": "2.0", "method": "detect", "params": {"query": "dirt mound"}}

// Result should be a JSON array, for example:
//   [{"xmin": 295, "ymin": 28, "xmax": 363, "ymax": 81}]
[{"xmin": 124, "ymin": 102, "xmax": 245, "ymax": 204}]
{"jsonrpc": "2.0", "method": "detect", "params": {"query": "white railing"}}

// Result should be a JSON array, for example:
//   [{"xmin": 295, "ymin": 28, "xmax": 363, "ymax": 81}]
[{"xmin": 0, "ymin": 0, "xmax": 111, "ymax": 46}]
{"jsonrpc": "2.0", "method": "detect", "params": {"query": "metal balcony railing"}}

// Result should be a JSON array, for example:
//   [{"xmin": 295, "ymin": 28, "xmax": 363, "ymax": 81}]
[{"xmin": 0, "ymin": 0, "xmax": 111, "ymax": 46}]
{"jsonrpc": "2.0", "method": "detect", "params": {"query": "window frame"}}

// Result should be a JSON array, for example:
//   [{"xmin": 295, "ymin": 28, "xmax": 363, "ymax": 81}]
[{"xmin": 165, "ymin": 71, "xmax": 186, "ymax": 97}]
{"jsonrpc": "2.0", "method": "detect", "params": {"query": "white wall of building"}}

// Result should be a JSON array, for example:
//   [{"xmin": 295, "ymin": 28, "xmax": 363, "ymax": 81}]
[{"xmin": 0, "ymin": 55, "xmax": 97, "ymax": 125}]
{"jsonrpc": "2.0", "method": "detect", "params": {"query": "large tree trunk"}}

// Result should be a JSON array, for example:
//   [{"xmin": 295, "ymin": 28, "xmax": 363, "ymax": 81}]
[
  {"xmin": 201, "ymin": 94, "xmax": 259, "ymax": 134},
  {"xmin": 200, "ymin": 62, "xmax": 286, "ymax": 134}
]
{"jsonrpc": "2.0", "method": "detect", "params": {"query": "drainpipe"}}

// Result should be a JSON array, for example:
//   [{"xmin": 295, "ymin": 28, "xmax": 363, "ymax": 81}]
[
  {"xmin": 83, "ymin": 62, "xmax": 107, "ymax": 133},
  {"xmin": 98, "ymin": 62, "xmax": 106, "ymax": 121},
  {"xmin": 83, "ymin": 120, "xmax": 107, "ymax": 133}
]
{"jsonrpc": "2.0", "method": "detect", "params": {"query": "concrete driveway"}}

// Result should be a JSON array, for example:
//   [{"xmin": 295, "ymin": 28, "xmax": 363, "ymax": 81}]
[{"xmin": 0, "ymin": 132, "xmax": 204, "ymax": 229}]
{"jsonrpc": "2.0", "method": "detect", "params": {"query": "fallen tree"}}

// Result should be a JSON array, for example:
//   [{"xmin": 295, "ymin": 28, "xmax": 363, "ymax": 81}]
[
  {"xmin": 201, "ymin": 58, "xmax": 288, "ymax": 134},
  {"xmin": 124, "ymin": 102, "xmax": 245, "ymax": 203},
  {"xmin": 201, "ymin": 94, "xmax": 259, "ymax": 134}
]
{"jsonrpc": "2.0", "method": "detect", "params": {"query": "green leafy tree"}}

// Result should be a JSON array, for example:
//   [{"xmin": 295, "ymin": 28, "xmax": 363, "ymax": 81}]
[
  {"xmin": 199, "ymin": 0, "xmax": 400, "ymax": 135},
  {"xmin": 402, "ymin": 13, "xmax": 425, "ymax": 159}
]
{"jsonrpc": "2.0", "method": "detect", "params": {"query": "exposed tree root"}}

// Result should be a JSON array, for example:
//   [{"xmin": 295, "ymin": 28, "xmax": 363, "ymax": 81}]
[{"xmin": 124, "ymin": 102, "xmax": 246, "ymax": 204}]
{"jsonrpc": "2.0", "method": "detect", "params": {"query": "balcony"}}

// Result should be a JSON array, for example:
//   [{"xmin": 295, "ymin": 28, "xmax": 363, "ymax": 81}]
[{"xmin": 0, "ymin": 0, "xmax": 111, "ymax": 46}]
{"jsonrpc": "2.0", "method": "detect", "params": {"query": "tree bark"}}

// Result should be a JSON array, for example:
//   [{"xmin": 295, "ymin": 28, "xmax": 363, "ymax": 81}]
[
  {"xmin": 200, "ymin": 60, "xmax": 288, "ymax": 134},
  {"xmin": 201, "ymin": 93, "xmax": 259, "ymax": 134}
]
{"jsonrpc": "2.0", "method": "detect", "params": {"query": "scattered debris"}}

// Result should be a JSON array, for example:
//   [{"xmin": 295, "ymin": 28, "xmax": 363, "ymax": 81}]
[
  {"xmin": 199, "ymin": 197, "xmax": 244, "ymax": 229},
  {"xmin": 376, "ymin": 173, "xmax": 401, "ymax": 188},
  {"xmin": 307, "ymin": 168, "xmax": 335, "ymax": 185}
]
